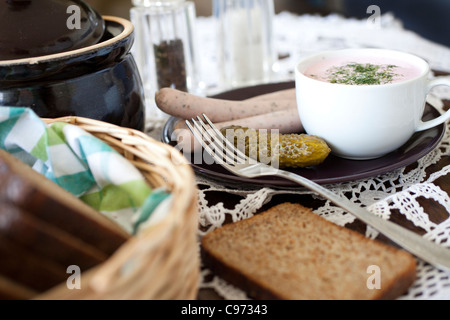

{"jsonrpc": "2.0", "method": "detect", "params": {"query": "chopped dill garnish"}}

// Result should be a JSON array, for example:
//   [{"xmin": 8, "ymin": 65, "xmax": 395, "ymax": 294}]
[{"xmin": 325, "ymin": 63, "xmax": 400, "ymax": 85}]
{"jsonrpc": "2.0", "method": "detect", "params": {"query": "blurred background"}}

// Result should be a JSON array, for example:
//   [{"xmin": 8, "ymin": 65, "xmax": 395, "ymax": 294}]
[{"xmin": 84, "ymin": 0, "xmax": 449, "ymax": 47}]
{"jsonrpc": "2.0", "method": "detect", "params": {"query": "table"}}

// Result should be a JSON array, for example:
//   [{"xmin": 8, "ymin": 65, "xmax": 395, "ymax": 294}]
[{"xmin": 147, "ymin": 12, "xmax": 450, "ymax": 300}]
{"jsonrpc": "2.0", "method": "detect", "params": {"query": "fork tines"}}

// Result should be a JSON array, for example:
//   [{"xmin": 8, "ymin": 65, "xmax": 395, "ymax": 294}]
[{"xmin": 185, "ymin": 114, "xmax": 250, "ymax": 165}]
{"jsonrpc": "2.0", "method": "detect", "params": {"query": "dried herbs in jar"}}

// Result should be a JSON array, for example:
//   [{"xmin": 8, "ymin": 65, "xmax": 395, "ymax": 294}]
[{"xmin": 154, "ymin": 38, "xmax": 188, "ymax": 92}]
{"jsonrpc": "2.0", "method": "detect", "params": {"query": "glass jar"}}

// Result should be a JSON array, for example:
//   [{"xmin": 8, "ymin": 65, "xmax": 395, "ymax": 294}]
[
  {"xmin": 130, "ymin": 0, "xmax": 200, "ymax": 121},
  {"xmin": 213, "ymin": 0, "xmax": 276, "ymax": 89}
]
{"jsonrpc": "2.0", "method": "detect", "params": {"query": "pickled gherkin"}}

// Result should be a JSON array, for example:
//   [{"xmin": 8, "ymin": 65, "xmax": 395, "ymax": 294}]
[{"xmin": 220, "ymin": 126, "xmax": 331, "ymax": 168}]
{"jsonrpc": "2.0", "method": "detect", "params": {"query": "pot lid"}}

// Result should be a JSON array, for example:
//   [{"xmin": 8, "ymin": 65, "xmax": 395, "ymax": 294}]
[{"xmin": 0, "ymin": 0, "xmax": 105, "ymax": 61}]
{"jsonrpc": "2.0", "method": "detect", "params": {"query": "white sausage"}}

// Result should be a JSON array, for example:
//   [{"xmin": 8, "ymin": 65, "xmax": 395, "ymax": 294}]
[
  {"xmin": 155, "ymin": 88, "xmax": 296, "ymax": 123},
  {"xmin": 245, "ymin": 88, "xmax": 296, "ymax": 101},
  {"xmin": 171, "ymin": 108, "xmax": 303, "ymax": 153}
]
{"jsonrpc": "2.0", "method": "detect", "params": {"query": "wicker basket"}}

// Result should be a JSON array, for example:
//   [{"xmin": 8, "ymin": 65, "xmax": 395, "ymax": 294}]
[{"xmin": 35, "ymin": 116, "xmax": 200, "ymax": 300}]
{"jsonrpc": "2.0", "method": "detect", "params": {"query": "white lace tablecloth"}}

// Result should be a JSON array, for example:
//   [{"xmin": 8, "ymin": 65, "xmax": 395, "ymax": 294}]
[{"xmin": 146, "ymin": 12, "xmax": 450, "ymax": 300}]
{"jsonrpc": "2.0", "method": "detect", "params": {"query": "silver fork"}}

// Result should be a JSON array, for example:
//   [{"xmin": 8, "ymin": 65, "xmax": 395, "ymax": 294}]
[{"xmin": 186, "ymin": 114, "xmax": 450, "ymax": 273}]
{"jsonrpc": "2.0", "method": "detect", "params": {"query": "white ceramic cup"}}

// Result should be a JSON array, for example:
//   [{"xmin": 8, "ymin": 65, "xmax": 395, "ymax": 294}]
[{"xmin": 295, "ymin": 48, "xmax": 450, "ymax": 160}]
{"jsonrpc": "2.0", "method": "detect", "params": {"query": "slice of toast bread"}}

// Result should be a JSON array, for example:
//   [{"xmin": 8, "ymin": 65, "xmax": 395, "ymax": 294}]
[
  {"xmin": 0, "ymin": 234, "xmax": 69, "ymax": 292},
  {"xmin": 0, "ymin": 202, "xmax": 108, "ymax": 270},
  {"xmin": 202, "ymin": 202, "xmax": 417, "ymax": 300},
  {"xmin": 0, "ymin": 274, "xmax": 38, "ymax": 300},
  {"xmin": 0, "ymin": 149, "xmax": 129, "ymax": 255}
]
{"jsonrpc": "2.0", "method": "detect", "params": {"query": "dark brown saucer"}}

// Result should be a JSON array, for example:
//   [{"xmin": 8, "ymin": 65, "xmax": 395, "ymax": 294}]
[{"xmin": 162, "ymin": 82, "xmax": 445, "ymax": 187}]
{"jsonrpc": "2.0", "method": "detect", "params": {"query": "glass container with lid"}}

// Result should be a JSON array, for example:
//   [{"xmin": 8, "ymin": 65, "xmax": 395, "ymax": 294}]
[
  {"xmin": 213, "ymin": 0, "xmax": 276, "ymax": 89},
  {"xmin": 131, "ymin": 0, "xmax": 200, "ymax": 122}
]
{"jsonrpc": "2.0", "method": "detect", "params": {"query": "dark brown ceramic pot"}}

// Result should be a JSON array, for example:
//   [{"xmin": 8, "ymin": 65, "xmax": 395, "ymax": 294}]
[{"xmin": 0, "ymin": 16, "xmax": 146, "ymax": 131}]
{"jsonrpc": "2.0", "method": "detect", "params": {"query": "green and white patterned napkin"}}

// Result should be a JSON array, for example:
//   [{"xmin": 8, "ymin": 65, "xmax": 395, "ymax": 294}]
[{"xmin": 0, "ymin": 107, "xmax": 171, "ymax": 235}]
